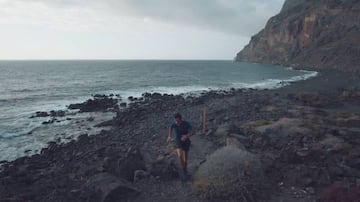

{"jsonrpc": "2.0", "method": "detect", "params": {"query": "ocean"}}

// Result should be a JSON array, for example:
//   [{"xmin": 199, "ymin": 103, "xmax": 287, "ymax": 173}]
[{"xmin": 0, "ymin": 60, "xmax": 317, "ymax": 162}]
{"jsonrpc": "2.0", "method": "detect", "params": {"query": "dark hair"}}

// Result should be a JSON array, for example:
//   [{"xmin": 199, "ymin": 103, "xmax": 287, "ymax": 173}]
[{"xmin": 174, "ymin": 113, "xmax": 182, "ymax": 119}]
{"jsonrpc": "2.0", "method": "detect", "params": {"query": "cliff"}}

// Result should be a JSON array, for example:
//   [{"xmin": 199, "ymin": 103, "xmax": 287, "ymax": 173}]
[{"xmin": 235, "ymin": 0, "xmax": 360, "ymax": 73}]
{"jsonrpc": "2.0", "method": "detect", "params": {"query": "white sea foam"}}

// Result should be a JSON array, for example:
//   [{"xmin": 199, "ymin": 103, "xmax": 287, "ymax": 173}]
[
  {"xmin": 231, "ymin": 70, "xmax": 318, "ymax": 90},
  {"xmin": 151, "ymin": 85, "xmax": 215, "ymax": 94},
  {"xmin": 0, "ymin": 135, "xmax": 47, "ymax": 162},
  {"xmin": 103, "ymin": 70, "xmax": 318, "ymax": 99},
  {"xmin": 0, "ymin": 112, "xmax": 114, "ymax": 162},
  {"xmin": 102, "ymin": 85, "xmax": 219, "ymax": 101},
  {"xmin": 0, "ymin": 96, "xmax": 91, "ymax": 139}
]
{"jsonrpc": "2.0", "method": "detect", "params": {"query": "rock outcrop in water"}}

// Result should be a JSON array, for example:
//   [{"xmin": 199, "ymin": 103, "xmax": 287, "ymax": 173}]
[
  {"xmin": 235, "ymin": 0, "xmax": 360, "ymax": 73},
  {"xmin": 68, "ymin": 94, "xmax": 119, "ymax": 112}
]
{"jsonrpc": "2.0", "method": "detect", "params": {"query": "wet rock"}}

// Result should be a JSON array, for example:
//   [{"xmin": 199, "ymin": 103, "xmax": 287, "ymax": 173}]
[
  {"xmin": 0, "ymin": 160, "xmax": 8, "ymax": 165},
  {"xmin": 68, "ymin": 95, "xmax": 118, "ymax": 112},
  {"xmin": 42, "ymin": 119, "xmax": 55, "ymax": 125},
  {"xmin": 49, "ymin": 110, "xmax": 66, "ymax": 117},
  {"xmin": 128, "ymin": 96, "xmax": 135, "ymax": 101},
  {"xmin": 94, "ymin": 120, "xmax": 114, "ymax": 127},
  {"xmin": 33, "ymin": 111, "xmax": 49, "ymax": 118},
  {"xmin": 119, "ymin": 102, "xmax": 127, "ymax": 107},
  {"xmin": 77, "ymin": 134, "xmax": 89, "ymax": 145}
]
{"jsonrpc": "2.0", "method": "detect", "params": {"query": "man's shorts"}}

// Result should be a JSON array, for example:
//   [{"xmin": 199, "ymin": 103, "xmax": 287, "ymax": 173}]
[{"xmin": 175, "ymin": 138, "xmax": 191, "ymax": 151}]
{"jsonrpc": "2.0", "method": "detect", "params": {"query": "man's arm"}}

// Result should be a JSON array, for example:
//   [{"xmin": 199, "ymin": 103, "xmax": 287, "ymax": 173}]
[
  {"xmin": 186, "ymin": 128, "xmax": 195, "ymax": 138},
  {"xmin": 182, "ymin": 123, "xmax": 195, "ymax": 141},
  {"xmin": 187, "ymin": 121, "xmax": 195, "ymax": 137},
  {"xmin": 167, "ymin": 126, "xmax": 173, "ymax": 143}
]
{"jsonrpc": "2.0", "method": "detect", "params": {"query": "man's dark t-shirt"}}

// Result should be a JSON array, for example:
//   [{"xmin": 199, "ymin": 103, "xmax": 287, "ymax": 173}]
[
  {"xmin": 171, "ymin": 120, "xmax": 192, "ymax": 142},
  {"xmin": 171, "ymin": 120, "xmax": 192, "ymax": 151}
]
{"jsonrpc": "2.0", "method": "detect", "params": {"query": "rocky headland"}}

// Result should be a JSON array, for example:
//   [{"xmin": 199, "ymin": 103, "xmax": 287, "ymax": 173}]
[
  {"xmin": 235, "ymin": 0, "xmax": 360, "ymax": 73},
  {"xmin": 1, "ymin": 70, "xmax": 360, "ymax": 202}
]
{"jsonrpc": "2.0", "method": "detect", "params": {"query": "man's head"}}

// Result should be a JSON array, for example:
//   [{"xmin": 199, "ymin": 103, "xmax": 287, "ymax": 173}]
[{"xmin": 174, "ymin": 113, "xmax": 182, "ymax": 125}]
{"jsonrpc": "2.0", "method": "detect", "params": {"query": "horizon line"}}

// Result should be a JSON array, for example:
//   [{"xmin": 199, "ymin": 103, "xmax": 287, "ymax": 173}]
[{"xmin": 0, "ymin": 58, "xmax": 235, "ymax": 61}]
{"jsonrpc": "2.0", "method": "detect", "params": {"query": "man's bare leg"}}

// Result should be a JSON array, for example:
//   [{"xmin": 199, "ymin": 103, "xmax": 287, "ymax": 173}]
[
  {"xmin": 176, "ymin": 148, "xmax": 188, "ymax": 181},
  {"xmin": 183, "ymin": 151, "xmax": 188, "ymax": 173},
  {"xmin": 176, "ymin": 148, "xmax": 186, "ymax": 169}
]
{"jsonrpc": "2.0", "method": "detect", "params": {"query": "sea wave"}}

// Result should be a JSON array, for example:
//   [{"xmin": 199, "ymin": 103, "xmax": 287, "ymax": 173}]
[
  {"xmin": 231, "ymin": 70, "xmax": 318, "ymax": 90},
  {"xmin": 0, "ymin": 132, "xmax": 29, "ymax": 139},
  {"xmin": 101, "ymin": 85, "xmax": 219, "ymax": 100},
  {"xmin": 102, "ymin": 70, "xmax": 319, "ymax": 99},
  {"xmin": 10, "ymin": 88, "xmax": 37, "ymax": 93},
  {"xmin": 149, "ymin": 85, "xmax": 219, "ymax": 95}
]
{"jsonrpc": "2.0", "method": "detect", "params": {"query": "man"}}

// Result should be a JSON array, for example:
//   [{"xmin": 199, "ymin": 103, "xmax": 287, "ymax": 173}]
[{"xmin": 167, "ymin": 113, "xmax": 194, "ymax": 180}]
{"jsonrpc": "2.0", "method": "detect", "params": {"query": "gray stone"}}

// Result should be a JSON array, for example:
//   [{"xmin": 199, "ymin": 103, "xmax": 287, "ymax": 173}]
[
  {"xmin": 229, "ymin": 133, "xmax": 249, "ymax": 142},
  {"xmin": 214, "ymin": 124, "xmax": 230, "ymax": 137},
  {"xmin": 305, "ymin": 187, "xmax": 315, "ymax": 195},
  {"xmin": 205, "ymin": 129, "xmax": 213, "ymax": 136},
  {"xmin": 193, "ymin": 146, "xmax": 265, "ymax": 201},
  {"xmin": 225, "ymin": 137, "xmax": 246, "ymax": 150},
  {"xmin": 85, "ymin": 172, "xmax": 139, "ymax": 202},
  {"xmin": 116, "ymin": 147, "xmax": 146, "ymax": 181},
  {"xmin": 133, "ymin": 170, "xmax": 150, "ymax": 182}
]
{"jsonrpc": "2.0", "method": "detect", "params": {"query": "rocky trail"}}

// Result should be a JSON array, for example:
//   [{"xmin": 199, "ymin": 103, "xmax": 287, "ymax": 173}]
[{"xmin": 133, "ymin": 134, "xmax": 216, "ymax": 202}]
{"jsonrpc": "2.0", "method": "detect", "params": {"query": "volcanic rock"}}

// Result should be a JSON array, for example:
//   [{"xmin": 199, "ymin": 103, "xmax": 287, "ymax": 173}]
[{"xmin": 236, "ymin": 0, "xmax": 360, "ymax": 73}]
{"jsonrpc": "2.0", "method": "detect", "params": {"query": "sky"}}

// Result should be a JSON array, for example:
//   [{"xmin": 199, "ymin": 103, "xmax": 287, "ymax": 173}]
[{"xmin": 0, "ymin": 0, "xmax": 285, "ymax": 60}]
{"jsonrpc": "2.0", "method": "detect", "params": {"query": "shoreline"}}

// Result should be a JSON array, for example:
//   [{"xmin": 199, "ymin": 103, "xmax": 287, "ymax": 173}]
[
  {"xmin": 0, "ymin": 66, "xmax": 318, "ymax": 162},
  {"xmin": 1, "ymin": 68, "xmax": 360, "ymax": 201},
  {"xmin": 275, "ymin": 68, "xmax": 360, "ymax": 94}
]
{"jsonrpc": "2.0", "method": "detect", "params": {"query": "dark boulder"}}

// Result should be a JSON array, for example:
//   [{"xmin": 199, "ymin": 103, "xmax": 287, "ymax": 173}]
[
  {"xmin": 148, "ymin": 155, "xmax": 179, "ymax": 180},
  {"xmin": 105, "ymin": 147, "xmax": 146, "ymax": 182},
  {"xmin": 68, "ymin": 96, "xmax": 118, "ymax": 112},
  {"xmin": 49, "ymin": 110, "xmax": 66, "ymax": 117},
  {"xmin": 84, "ymin": 172, "xmax": 140, "ymax": 202},
  {"xmin": 31, "ymin": 111, "xmax": 49, "ymax": 118}
]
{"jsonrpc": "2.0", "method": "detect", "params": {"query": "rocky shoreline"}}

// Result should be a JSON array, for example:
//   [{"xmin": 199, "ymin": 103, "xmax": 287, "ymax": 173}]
[{"xmin": 1, "ymin": 69, "xmax": 360, "ymax": 202}]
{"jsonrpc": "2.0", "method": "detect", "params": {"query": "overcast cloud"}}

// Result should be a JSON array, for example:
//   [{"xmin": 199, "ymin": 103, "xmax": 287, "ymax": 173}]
[
  {"xmin": 110, "ymin": 0, "xmax": 284, "ymax": 35},
  {"xmin": 0, "ymin": 0, "xmax": 284, "ymax": 59}
]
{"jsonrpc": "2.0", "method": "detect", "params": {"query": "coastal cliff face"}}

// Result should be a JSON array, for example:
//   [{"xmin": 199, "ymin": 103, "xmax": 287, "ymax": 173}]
[{"xmin": 236, "ymin": 0, "xmax": 360, "ymax": 72}]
